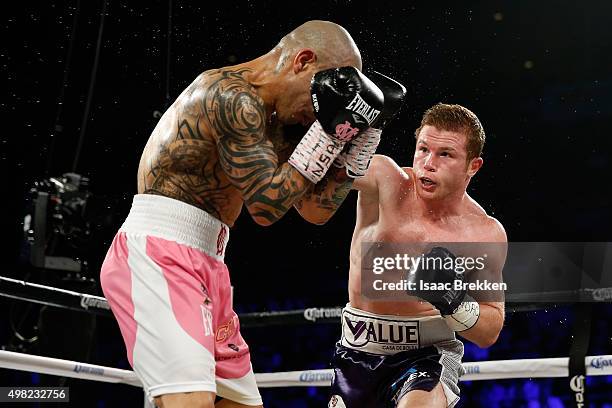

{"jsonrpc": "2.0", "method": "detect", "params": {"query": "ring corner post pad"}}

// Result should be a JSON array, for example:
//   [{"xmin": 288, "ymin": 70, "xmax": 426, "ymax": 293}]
[{"xmin": 567, "ymin": 303, "xmax": 592, "ymax": 407}]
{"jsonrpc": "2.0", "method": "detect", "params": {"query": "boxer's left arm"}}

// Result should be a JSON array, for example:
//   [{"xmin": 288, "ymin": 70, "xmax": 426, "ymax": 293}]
[
  {"xmin": 293, "ymin": 166, "xmax": 354, "ymax": 225},
  {"xmin": 270, "ymin": 123, "xmax": 353, "ymax": 225},
  {"xmin": 455, "ymin": 220, "xmax": 507, "ymax": 348},
  {"xmin": 458, "ymin": 301, "xmax": 505, "ymax": 349},
  {"xmin": 293, "ymin": 153, "xmax": 401, "ymax": 225},
  {"xmin": 292, "ymin": 153, "xmax": 404, "ymax": 224}
]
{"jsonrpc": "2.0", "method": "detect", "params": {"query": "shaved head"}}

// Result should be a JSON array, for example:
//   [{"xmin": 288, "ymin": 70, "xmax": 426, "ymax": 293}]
[{"xmin": 274, "ymin": 20, "xmax": 362, "ymax": 71}]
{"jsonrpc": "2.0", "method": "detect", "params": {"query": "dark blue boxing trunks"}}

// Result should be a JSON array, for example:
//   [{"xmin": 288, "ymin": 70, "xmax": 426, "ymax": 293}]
[{"xmin": 329, "ymin": 305, "xmax": 464, "ymax": 407}]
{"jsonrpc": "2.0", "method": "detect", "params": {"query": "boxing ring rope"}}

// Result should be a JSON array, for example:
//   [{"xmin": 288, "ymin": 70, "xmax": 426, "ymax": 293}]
[
  {"xmin": 2, "ymin": 350, "xmax": 611, "ymax": 388},
  {"xmin": 0, "ymin": 275, "xmax": 343, "ymax": 326},
  {"xmin": 1, "ymin": 274, "xmax": 611, "ymax": 405},
  {"xmin": 2, "ymin": 276, "xmax": 608, "ymax": 328}
]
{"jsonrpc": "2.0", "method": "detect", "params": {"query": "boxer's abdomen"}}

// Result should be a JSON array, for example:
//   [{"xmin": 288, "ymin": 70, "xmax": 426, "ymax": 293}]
[{"xmin": 348, "ymin": 223, "xmax": 439, "ymax": 317}]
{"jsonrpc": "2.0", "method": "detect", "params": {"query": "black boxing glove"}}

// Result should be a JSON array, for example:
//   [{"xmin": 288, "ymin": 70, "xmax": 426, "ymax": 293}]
[
  {"xmin": 405, "ymin": 247, "xmax": 480, "ymax": 332},
  {"xmin": 335, "ymin": 71, "xmax": 407, "ymax": 178},
  {"xmin": 370, "ymin": 70, "xmax": 408, "ymax": 129},
  {"xmin": 288, "ymin": 67, "xmax": 384, "ymax": 183}
]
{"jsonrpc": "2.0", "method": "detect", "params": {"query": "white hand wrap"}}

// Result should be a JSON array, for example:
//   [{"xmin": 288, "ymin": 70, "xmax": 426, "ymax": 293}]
[
  {"xmin": 443, "ymin": 299, "xmax": 480, "ymax": 332},
  {"xmin": 334, "ymin": 128, "xmax": 382, "ymax": 178},
  {"xmin": 288, "ymin": 121, "xmax": 345, "ymax": 183}
]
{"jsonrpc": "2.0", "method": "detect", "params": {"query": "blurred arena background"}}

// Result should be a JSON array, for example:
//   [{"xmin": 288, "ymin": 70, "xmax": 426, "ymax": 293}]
[{"xmin": 3, "ymin": 1, "xmax": 612, "ymax": 406}]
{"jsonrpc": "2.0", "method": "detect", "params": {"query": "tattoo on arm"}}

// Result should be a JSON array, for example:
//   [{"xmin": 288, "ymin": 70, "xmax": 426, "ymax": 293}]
[
  {"xmin": 297, "ymin": 166, "xmax": 354, "ymax": 214},
  {"xmin": 209, "ymin": 71, "xmax": 310, "ymax": 224}
]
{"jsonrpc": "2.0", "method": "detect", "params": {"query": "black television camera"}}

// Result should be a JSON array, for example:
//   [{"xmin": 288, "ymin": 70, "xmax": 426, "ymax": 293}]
[{"xmin": 22, "ymin": 173, "xmax": 92, "ymax": 276}]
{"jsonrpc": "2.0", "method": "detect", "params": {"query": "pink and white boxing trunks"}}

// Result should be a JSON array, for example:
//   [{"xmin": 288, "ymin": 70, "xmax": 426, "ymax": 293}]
[{"xmin": 100, "ymin": 194, "xmax": 262, "ymax": 405}]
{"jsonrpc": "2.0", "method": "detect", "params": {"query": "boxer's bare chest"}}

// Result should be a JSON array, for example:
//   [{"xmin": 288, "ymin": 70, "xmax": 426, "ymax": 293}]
[
  {"xmin": 373, "ymin": 215, "xmax": 473, "ymax": 244},
  {"xmin": 349, "ymin": 186, "xmax": 484, "ymax": 316},
  {"xmin": 365, "ymin": 182, "xmax": 482, "ymax": 246}
]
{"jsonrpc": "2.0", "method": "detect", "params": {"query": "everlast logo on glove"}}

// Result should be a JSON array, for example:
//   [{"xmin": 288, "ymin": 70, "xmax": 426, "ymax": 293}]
[
  {"xmin": 334, "ymin": 121, "xmax": 360, "ymax": 142},
  {"xmin": 346, "ymin": 93, "xmax": 381, "ymax": 125}
]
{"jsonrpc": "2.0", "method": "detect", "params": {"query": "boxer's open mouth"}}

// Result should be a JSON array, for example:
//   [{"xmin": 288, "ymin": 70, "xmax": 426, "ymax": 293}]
[{"xmin": 420, "ymin": 177, "xmax": 437, "ymax": 190}]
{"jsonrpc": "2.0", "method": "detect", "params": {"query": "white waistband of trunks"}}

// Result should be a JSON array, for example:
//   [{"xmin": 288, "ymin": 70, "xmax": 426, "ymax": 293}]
[
  {"xmin": 340, "ymin": 304, "xmax": 455, "ymax": 355},
  {"xmin": 120, "ymin": 194, "xmax": 230, "ymax": 261}
]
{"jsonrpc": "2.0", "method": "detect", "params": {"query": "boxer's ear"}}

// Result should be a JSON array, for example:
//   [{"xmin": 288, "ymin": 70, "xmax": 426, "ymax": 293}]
[
  {"xmin": 467, "ymin": 157, "xmax": 483, "ymax": 177},
  {"xmin": 293, "ymin": 49, "xmax": 316, "ymax": 73}
]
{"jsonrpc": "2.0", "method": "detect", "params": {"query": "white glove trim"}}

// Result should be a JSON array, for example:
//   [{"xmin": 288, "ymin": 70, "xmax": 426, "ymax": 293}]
[
  {"xmin": 288, "ymin": 121, "xmax": 345, "ymax": 183},
  {"xmin": 443, "ymin": 298, "xmax": 480, "ymax": 332},
  {"xmin": 344, "ymin": 127, "xmax": 382, "ymax": 178}
]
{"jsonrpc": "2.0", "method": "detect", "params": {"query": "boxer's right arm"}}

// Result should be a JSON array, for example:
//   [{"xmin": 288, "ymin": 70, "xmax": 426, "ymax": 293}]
[{"xmin": 213, "ymin": 86, "xmax": 311, "ymax": 226}]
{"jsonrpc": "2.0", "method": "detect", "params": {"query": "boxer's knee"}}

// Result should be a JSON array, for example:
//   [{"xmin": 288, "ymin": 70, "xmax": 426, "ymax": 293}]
[
  {"xmin": 154, "ymin": 391, "xmax": 215, "ymax": 408},
  {"xmin": 396, "ymin": 383, "xmax": 447, "ymax": 408}
]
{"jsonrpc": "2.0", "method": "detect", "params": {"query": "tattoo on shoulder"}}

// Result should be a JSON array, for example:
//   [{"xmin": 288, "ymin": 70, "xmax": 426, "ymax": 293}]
[
  {"xmin": 141, "ymin": 70, "xmax": 240, "ymax": 220},
  {"xmin": 205, "ymin": 69, "xmax": 308, "ymax": 223}
]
